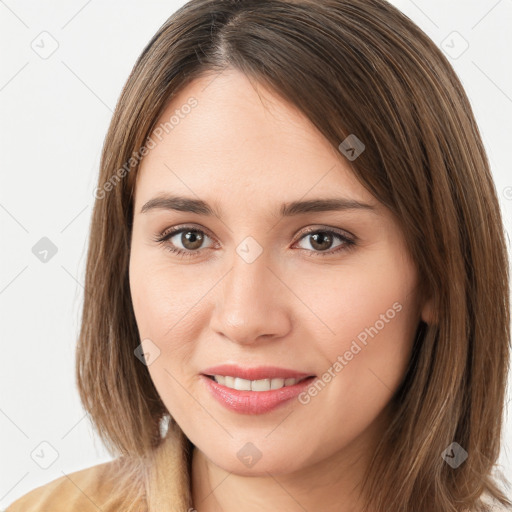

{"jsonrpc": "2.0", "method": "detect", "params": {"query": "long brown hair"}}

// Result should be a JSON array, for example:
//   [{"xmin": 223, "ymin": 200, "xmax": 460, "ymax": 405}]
[{"xmin": 76, "ymin": 1, "xmax": 512, "ymax": 510}]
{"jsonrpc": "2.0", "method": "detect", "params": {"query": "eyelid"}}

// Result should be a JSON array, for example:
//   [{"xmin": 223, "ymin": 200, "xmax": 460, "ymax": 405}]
[
  {"xmin": 296, "ymin": 225, "xmax": 356, "ymax": 241},
  {"xmin": 159, "ymin": 223, "xmax": 215, "ymax": 239}
]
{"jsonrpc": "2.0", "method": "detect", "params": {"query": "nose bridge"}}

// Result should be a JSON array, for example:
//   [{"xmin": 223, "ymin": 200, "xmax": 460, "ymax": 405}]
[{"xmin": 211, "ymin": 244, "xmax": 290, "ymax": 344}]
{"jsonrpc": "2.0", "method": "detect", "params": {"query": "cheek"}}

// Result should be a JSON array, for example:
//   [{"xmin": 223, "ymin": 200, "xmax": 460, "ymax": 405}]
[
  {"xmin": 129, "ymin": 249, "xmax": 213, "ymax": 401},
  {"xmin": 289, "ymin": 263, "xmax": 418, "ymax": 451},
  {"xmin": 129, "ymin": 258, "xmax": 203, "ymax": 418},
  {"xmin": 129, "ymin": 247, "xmax": 202, "ymax": 341},
  {"xmin": 297, "ymin": 253, "xmax": 417, "ymax": 387}
]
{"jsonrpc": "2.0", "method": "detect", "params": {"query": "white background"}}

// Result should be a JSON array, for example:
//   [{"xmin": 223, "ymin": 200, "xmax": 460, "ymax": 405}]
[{"xmin": 1, "ymin": 0, "xmax": 511, "ymax": 508}]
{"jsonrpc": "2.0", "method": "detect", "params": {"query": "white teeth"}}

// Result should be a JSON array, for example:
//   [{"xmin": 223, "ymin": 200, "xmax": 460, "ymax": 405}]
[
  {"xmin": 234, "ymin": 377, "xmax": 251, "ymax": 391},
  {"xmin": 212, "ymin": 375, "xmax": 305, "ymax": 391},
  {"xmin": 214, "ymin": 375, "xmax": 226, "ymax": 386},
  {"xmin": 250, "ymin": 379, "xmax": 269, "ymax": 391},
  {"xmin": 270, "ymin": 378, "xmax": 284, "ymax": 390}
]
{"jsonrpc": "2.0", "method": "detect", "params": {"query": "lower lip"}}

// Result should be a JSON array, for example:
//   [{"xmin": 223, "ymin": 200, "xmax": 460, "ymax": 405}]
[{"xmin": 201, "ymin": 374, "xmax": 317, "ymax": 415}]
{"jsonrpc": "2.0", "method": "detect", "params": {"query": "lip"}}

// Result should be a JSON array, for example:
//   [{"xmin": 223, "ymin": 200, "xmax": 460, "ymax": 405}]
[
  {"xmin": 200, "ymin": 365, "xmax": 317, "ymax": 415},
  {"xmin": 201, "ymin": 364, "xmax": 313, "ymax": 381}
]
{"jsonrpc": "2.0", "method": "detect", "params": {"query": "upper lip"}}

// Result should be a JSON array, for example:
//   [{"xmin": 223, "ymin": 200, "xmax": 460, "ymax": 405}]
[{"xmin": 201, "ymin": 364, "xmax": 314, "ymax": 381}]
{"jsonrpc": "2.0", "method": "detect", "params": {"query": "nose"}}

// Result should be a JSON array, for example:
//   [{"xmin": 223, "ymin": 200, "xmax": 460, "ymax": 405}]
[{"xmin": 209, "ymin": 253, "xmax": 292, "ymax": 346}]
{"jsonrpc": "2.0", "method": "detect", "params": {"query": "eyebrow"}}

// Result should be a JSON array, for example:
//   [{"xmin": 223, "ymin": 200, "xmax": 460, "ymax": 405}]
[{"xmin": 140, "ymin": 194, "xmax": 378, "ymax": 217}]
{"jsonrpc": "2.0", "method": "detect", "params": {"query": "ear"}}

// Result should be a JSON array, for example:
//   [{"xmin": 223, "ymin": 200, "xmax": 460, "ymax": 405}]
[{"xmin": 420, "ymin": 295, "xmax": 435, "ymax": 325}]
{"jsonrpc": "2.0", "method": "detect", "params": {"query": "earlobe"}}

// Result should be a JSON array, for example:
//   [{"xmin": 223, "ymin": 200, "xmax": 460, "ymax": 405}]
[{"xmin": 421, "ymin": 296, "xmax": 435, "ymax": 325}]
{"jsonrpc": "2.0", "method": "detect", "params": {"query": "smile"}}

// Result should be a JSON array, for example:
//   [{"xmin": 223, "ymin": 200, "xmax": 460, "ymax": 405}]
[
  {"xmin": 207, "ymin": 375, "xmax": 310, "ymax": 391},
  {"xmin": 201, "ymin": 374, "xmax": 317, "ymax": 414}
]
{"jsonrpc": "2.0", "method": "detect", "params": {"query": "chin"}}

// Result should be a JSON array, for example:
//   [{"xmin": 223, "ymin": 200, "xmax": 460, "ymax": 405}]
[{"xmin": 202, "ymin": 439, "xmax": 311, "ymax": 477}]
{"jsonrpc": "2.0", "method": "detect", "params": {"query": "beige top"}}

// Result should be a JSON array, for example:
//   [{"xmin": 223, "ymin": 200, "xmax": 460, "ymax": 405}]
[
  {"xmin": 4, "ymin": 420, "xmax": 511, "ymax": 511},
  {"xmin": 5, "ymin": 420, "xmax": 193, "ymax": 512}
]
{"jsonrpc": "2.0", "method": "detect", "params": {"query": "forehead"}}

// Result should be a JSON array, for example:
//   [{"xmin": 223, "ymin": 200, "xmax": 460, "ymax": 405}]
[{"xmin": 134, "ymin": 69, "xmax": 376, "ymax": 214}]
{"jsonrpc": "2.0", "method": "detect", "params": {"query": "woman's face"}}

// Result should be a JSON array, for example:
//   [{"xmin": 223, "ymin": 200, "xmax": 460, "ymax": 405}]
[{"xmin": 129, "ymin": 69, "xmax": 431, "ymax": 476}]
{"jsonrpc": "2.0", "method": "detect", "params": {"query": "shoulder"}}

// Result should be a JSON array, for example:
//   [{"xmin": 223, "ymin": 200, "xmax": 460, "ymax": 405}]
[{"xmin": 4, "ymin": 459, "xmax": 125, "ymax": 512}]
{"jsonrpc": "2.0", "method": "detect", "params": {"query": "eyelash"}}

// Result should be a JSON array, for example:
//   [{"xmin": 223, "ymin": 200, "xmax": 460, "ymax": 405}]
[{"xmin": 152, "ymin": 225, "xmax": 357, "ymax": 259}]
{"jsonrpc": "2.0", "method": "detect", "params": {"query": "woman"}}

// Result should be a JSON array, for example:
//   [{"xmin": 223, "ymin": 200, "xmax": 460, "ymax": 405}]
[{"xmin": 6, "ymin": 0, "xmax": 512, "ymax": 511}]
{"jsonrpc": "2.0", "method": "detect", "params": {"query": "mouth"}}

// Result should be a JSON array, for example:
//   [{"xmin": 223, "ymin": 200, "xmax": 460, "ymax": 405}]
[
  {"xmin": 203, "ymin": 374, "xmax": 314, "ymax": 392},
  {"xmin": 200, "ymin": 364, "xmax": 317, "ymax": 413}
]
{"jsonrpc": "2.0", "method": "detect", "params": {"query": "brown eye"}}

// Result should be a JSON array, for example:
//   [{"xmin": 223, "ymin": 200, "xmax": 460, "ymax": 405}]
[
  {"xmin": 153, "ymin": 226, "xmax": 215, "ymax": 258},
  {"xmin": 307, "ymin": 232, "xmax": 335, "ymax": 251},
  {"xmin": 295, "ymin": 229, "xmax": 355, "ymax": 256},
  {"xmin": 178, "ymin": 230, "xmax": 205, "ymax": 251},
  {"xmin": 154, "ymin": 225, "xmax": 356, "ymax": 260}
]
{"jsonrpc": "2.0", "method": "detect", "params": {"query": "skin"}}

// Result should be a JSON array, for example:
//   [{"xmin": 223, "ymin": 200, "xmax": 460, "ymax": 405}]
[{"xmin": 129, "ymin": 68, "xmax": 433, "ymax": 512}]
